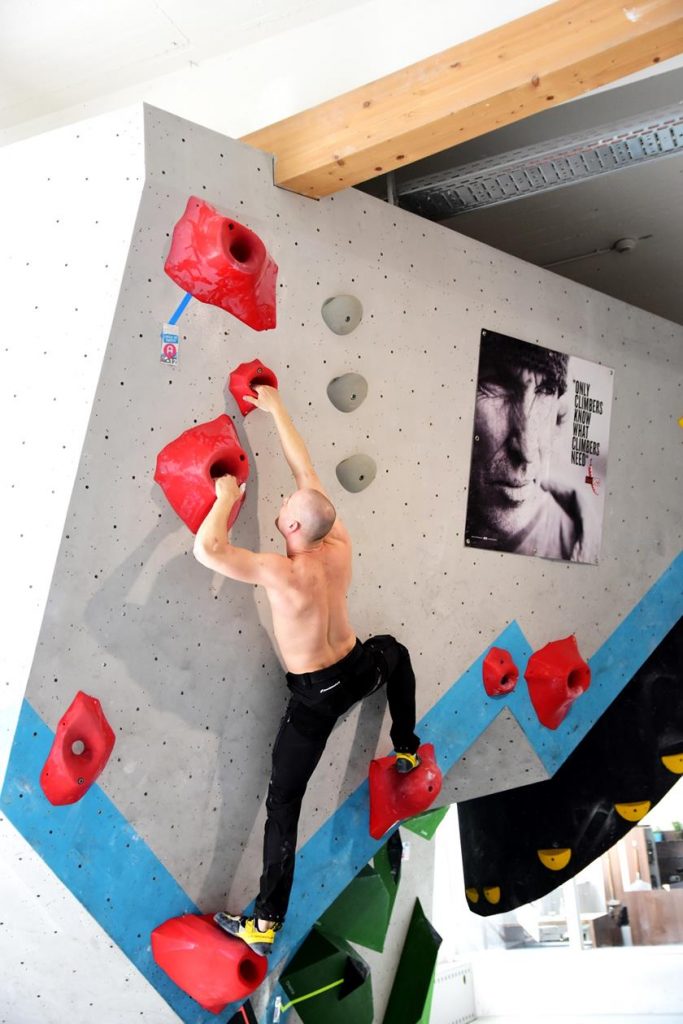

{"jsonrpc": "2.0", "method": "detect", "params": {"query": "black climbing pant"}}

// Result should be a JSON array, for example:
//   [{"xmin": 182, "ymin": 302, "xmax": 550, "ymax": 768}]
[{"xmin": 253, "ymin": 635, "xmax": 420, "ymax": 925}]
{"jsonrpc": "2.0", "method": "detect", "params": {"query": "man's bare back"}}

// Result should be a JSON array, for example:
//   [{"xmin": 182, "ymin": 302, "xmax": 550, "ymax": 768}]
[{"xmin": 266, "ymin": 531, "xmax": 356, "ymax": 673}]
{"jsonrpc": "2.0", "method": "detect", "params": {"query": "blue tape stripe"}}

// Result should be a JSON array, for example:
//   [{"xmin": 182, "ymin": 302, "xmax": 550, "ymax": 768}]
[
  {"xmin": 0, "ymin": 702, "xmax": 218, "ymax": 1024},
  {"xmin": 168, "ymin": 292, "xmax": 192, "ymax": 325}
]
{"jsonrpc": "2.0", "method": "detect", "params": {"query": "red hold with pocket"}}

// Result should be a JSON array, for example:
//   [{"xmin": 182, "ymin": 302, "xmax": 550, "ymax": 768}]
[
  {"xmin": 154, "ymin": 415, "xmax": 249, "ymax": 534},
  {"xmin": 40, "ymin": 691, "xmax": 116, "ymax": 805},
  {"xmin": 482, "ymin": 647, "xmax": 519, "ymax": 696},
  {"xmin": 151, "ymin": 913, "xmax": 267, "ymax": 1013},
  {"xmin": 368, "ymin": 743, "xmax": 442, "ymax": 840},
  {"xmin": 164, "ymin": 197, "xmax": 277, "ymax": 331},
  {"xmin": 524, "ymin": 634, "xmax": 591, "ymax": 730},
  {"xmin": 228, "ymin": 358, "xmax": 278, "ymax": 416}
]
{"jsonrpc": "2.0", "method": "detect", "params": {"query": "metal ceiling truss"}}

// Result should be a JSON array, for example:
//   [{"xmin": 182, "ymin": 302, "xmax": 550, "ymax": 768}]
[{"xmin": 397, "ymin": 103, "xmax": 683, "ymax": 220}]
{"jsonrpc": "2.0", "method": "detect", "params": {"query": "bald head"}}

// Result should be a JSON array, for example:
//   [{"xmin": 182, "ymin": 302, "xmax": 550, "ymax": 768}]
[{"xmin": 279, "ymin": 488, "xmax": 337, "ymax": 543}]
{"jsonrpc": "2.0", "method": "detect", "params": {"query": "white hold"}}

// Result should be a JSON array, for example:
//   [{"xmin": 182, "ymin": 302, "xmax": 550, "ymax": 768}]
[
  {"xmin": 327, "ymin": 373, "xmax": 368, "ymax": 412},
  {"xmin": 336, "ymin": 454, "xmax": 377, "ymax": 493},
  {"xmin": 321, "ymin": 295, "xmax": 363, "ymax": 335}
]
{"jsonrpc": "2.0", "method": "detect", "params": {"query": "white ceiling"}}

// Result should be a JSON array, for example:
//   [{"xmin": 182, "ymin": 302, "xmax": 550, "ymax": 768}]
[
  {"xmin": 0, "ymin": 0, "xmax": 374, "ymax": 129},
  {"xmin": 2, "ymin": 0, "xmax": 682, "ymax": 325}
]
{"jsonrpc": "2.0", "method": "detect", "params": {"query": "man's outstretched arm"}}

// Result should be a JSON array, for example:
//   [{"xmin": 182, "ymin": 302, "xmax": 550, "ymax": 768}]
[
  {"xmin": 244, "ymin": 386, "xmax": 325, "ymax": 493},
  {"xmin": 244, "ymin": 386, "xmax": 350, "ymax": 545},
  {"xmin": 193, "ymin": 475, "xmax": 290, "ymax": 585}
]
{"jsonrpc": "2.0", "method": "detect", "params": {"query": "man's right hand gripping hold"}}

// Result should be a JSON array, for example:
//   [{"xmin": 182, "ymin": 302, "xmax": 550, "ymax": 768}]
[{"xmin": 193, "ymin": 385, "xmax": 421, "ymax": 957}]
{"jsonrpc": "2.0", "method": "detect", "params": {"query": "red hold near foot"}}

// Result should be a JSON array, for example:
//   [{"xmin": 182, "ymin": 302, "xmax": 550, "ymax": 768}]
[
  {"xmin": 525, "ymin": 634, "xmax": 591, "ymax": 730},
  {"xmin": 154, "ymin": 415, "xmax": 249, "ymax": 534},
  {"xmin": 228, "ymin": 359, "xmax": 278, "ymax": 416},
  {"xmin": 368, "ymin": 743, "xmax": 442, "ymax": 840},
  {"xmin": 164, "ymin": 197, "xmax": 277, "ymax": 331},
  {"xmin": 152, "ymin": 914, "xmax": 267, "ymax": 1013},
  {"xmin": 482, "ymin": 647, "xmax": 519, "ymax": 697},
  {"xmin": 40, "ymin": 692, "xmax": 116, "ymax": 805}
]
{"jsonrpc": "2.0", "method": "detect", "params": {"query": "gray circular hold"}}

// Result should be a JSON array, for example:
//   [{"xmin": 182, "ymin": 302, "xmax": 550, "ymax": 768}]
[
  {"xmin": 327, "ymin": 373, "xmax": 368, "ymax": 413},
  {"xmin": 336, "ymin": 454, "xmax": 377, "ymax": 493},
  {"xmin": 321, "ymin": 295, "xmax": 363, "ymax": 335}
]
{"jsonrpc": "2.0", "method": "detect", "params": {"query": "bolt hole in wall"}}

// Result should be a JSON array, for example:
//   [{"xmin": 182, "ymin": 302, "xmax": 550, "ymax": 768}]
[{"xmin": 437, "ymin": 787, "xmax": 683, "ymax": 961}]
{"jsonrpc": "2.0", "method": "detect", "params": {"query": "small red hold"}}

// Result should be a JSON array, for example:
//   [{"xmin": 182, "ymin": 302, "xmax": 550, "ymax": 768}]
[
  {"xmin": 368, "ymin": 743, "xmax": 442, "ymax": 840},
  {"xmin": 151, "ymin": 914, "xmax": 267, "ymax": 1014},
  {"xmin": 40, "ymin": 692, "xmax": 116, "ymax": 805},
  {"xmin": 154, "ymin": 415, "xmax": 249, "ymax": 534},
  {"xmin": 228, "ymin": 359, "xmax": 278, "ymax": 417},
  {"xmin": 164, "ymin": 197, "xmax": 277, "ymax": 331},
  {"xmin": 482, "ymin": 647, "xmax": 519, "ymax": 697},
  {"xmin": 525, "ymin": 635, "xmax": 591, "ymax": 730}
]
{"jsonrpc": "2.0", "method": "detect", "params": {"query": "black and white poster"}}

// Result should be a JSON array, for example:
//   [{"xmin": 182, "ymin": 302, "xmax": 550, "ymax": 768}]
[{"xmin": 465, "ymin": 329, "xmax": 613, "ymax": 564}]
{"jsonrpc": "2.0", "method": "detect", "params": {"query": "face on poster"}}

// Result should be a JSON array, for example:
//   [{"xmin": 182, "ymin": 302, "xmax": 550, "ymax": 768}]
[{"xmin": 464, "ymin": 329, "xmax": 614, "ymax": 564}]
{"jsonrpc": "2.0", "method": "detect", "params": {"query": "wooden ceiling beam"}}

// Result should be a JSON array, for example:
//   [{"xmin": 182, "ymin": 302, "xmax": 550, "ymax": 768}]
[{"xmin": 240, "ymin": 0, "xmax": 683, "ymax": 198}]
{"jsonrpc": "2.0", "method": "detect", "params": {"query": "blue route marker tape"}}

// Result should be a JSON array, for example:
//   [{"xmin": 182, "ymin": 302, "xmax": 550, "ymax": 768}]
[{"xmin": 168, "ymin": 292, "xmax": 193, "ymax": 326}]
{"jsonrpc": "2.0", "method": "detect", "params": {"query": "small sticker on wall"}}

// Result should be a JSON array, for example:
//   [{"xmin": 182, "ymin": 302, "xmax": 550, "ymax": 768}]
[{"xmin": 160, "ymin": 323, "xmax": 179, "ymax": 366}]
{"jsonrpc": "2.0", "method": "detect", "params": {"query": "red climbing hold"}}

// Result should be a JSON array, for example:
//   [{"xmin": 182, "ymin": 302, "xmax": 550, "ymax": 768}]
[
  {"xmin": 228, "ymin": 358, "xmax": 279, "ymax": 416},
  {"xmin": 40, "ymin": 691, "xmax": 116, "ymax": 805},
  {"xmin": 524, "ymin": 634, "xmax": 591, "ymax": 730},
  {"xmin": 154, "ymin": 415, "xmax": 249, "ymax": 534},
  {"xmin": 152, "ymin": 914, "xmax": 267, "ymax": 1013},
  {"xmin": 368, "ymin": 743, "xmax": 442, "ymax": 840},
  {"xmin": 164, "ymin": 196, "xmax": 277, "ymax": 331},
  {"xmin": 482, "ymin": 647, "xmax": 519, "ymax": 697}
]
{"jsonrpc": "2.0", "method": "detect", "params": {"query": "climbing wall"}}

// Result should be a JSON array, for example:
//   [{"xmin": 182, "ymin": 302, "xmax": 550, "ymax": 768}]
[{"xmin": 2, "ymin": 104, "xmax": 682, "ymax": 1022}]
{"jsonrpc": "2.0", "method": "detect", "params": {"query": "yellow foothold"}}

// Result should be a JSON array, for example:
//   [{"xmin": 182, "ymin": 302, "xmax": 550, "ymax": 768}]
[
  {"xmin": 661, "ymin": 753, "xmax": 683, "ymax": 775},
  {"xmin": 537, "ymin": 848, "xmax": 572, "ymax": 871},
  {"xmin": 678, "ymin": 416, "xmax": 683, "ymax": 428},
  {"xmin": 483, "ymin": 886, "xmax": 501, "ymax": 905},
  {"xmin": 465, "ymin": 887, "xmax": 479, "ymax": 903},
  {"xmin": 615, "ymin": 800, "xmax": 651, "ymax": 822}
]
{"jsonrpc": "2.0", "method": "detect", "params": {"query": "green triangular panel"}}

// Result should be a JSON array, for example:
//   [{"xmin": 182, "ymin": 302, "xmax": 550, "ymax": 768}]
[
  {"xmin": 402, "ymin": 805, "xmax": 450, "ymax": 840},
  {"xmin": 317, "ymin": 833, "xmax": 402, "ymax": 953},
  {"xmin": 280, "ymin": 925, "xmax": 374, "ymax": 1024},
  {"xmin": 417, "ymin": 964, "xmax": 437, "ymax": 1024},
  {"xmin": 382, "ymin": 899, "xmax": 442, "ymax": 1024},
  {"xmin": 317, "ymin": 865, "xmax": 392, "ymax": 952}
]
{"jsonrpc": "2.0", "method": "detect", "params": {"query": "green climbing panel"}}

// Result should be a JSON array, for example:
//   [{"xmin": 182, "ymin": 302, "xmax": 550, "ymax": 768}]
[
  {"xmin": 317, "ymin": 831, "xmax": 402, "ymax": 952},
  {"xmin": 382, "ymin": 898, "xmax": 442, "ymax": 1024},
  {"xmin": 402, "ymin": 804, "xmax": 450, "ymax": 841},
  {"xmin": 280, "ymin": 925, "xmax": 373, "ymax": 1024},
  {"xmin": 417, "ymin": 965, "xmax": 437, "ymax": 1024}
]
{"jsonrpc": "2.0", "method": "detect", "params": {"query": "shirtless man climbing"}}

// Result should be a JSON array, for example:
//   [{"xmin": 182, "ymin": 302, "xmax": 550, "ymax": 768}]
[{"xmin": 193, "ymin": 385, "xmax": 421, "ymax": 955}]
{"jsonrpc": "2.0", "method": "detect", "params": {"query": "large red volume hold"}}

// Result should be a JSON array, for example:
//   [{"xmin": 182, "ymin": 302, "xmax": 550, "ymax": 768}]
[
  {"xmin": 482, "ymin": 647, "xmax": 519, "ymax": 697},
  {"xmin": 164, "ymin": 197, "xmax": 277, "ymax": 331},
  {"xmin": 154, "ymin": 415, "xmax": 249, "ymax": 534},
  {"xmin": 524, "ymin": 635, "xmax": 591, "ymax": 730},
  {"xmin": 368, "ymin": 743, "xmax": 442, "ymax": 840},
  {"xmin": 40, "ymin": 692, "xmax": 116, "ymax": 805},
  {"xmin": 152, "ymin": 914, "xmax": 267, "ymax": 1014},
  {"xmin": 228, "ymin": 358, "xmax": 279, "ymax": 416}
]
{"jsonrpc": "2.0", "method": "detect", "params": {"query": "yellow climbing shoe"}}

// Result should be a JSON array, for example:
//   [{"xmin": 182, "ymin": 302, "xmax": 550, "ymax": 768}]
[
  {"xmin": 395, "ymin": 752, "xmax": 422, "ymax": 774},
  {"xmin": 213, "ymin": 913, "xmax": 280, "ymax": 956}
]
